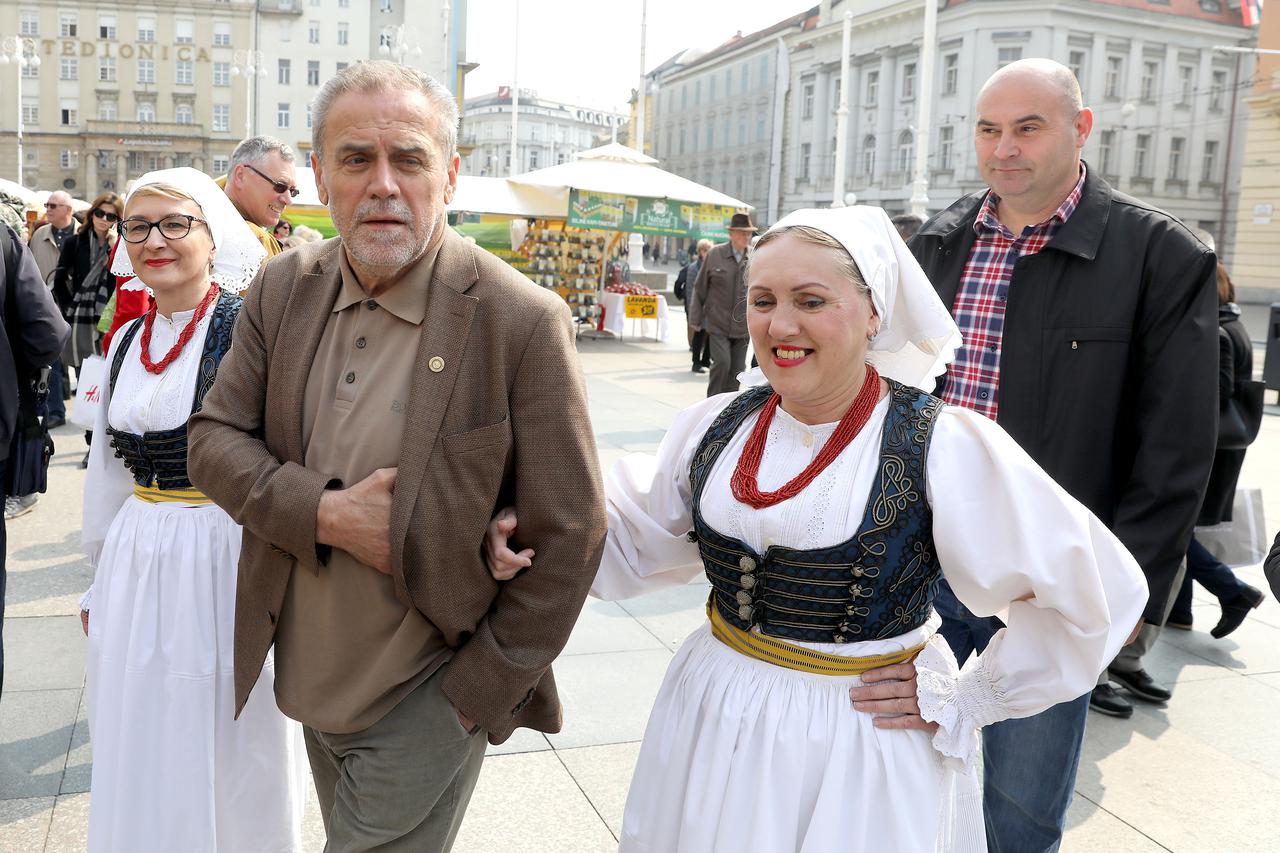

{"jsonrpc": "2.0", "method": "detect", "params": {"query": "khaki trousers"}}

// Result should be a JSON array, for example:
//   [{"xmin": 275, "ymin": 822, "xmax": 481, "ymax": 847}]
[{"xmin": 305, "ymin": 665, "xmax": 487, "ymax": 852}]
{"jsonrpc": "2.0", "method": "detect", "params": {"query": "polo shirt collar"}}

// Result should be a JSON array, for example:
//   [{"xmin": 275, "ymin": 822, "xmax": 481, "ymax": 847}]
[{"xmin": 334, "ymin": 238, "xmax": 442, "ymax": 325}]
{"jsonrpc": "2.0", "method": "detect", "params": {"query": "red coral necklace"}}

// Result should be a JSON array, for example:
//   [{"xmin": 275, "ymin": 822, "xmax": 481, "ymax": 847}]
[
  {"xmin": 730, "ymin": 364, "xmax": 882, "ymax": 509},
  {"xmin": 139, "ymin": 283, "xmax": 220, "ymax": 375}
]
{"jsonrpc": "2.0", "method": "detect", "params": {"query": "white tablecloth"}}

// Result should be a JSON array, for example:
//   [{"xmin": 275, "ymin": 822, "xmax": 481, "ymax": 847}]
[{"xmin": 601, "ymin": 292, "xmax": 671, "ymax": 342}]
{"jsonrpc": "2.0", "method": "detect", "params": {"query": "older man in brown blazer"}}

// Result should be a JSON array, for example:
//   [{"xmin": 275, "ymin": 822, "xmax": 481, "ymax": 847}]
[{"xmin": 187, "ymin": 61, "xmax": 606, "ymax": 851}]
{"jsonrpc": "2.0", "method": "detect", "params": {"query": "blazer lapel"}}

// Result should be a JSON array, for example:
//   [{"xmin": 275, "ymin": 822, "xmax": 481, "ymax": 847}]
[
  {"xmin": 389, "ymin": 229, "xmax": 478, "ymax": 594},
  {"xmin": 275, "ymin": 241, "xmax": 343, "ymax": 464}
]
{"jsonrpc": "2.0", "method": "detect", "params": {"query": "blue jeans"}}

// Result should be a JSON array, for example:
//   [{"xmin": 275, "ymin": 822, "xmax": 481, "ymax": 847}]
[
  {"xmin": 934, "ymin": 580, "xmax": 1088, "ymax": 853},
  {"xmin": 1171, "ymin": 536, "xmax": 1250, "ymax": 621}
]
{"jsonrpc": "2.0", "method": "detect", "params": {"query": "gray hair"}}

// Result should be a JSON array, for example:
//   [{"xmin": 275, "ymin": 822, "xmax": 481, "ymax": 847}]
[
  {"xmin": 311, "ymin": 61, "xmax": 459, "ymax": 162},
  {"xmin": 748, "ymin": 225, "xmax": 870, "ymax": 298},
  {"xmin": 230, "ymin": 135, "xmax": 296, "ymax": 172}
]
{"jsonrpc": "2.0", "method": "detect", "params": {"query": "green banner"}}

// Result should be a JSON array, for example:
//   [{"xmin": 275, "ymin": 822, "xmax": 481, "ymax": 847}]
[{"xmin": 568, "ymin": 189, "xmax": 736, "ymax": 241}]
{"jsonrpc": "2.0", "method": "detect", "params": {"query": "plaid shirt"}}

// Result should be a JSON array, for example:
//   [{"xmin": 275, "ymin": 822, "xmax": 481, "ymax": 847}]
[{"xmin": 941, "ymin": 166, "xmax": 1087, "ymax": 420}]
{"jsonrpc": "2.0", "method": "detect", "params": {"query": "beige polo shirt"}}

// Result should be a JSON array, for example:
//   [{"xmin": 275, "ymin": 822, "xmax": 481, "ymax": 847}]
[{"xmin": 274, "ymin": 241, "xmax": 448, "ymax": 734}]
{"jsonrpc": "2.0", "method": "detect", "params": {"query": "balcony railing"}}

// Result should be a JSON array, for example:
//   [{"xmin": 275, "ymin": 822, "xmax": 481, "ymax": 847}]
[
  {"xmin": 85, "ymin": 120, "xmax": 207, "ymax": 140},
  {"xmin": 257, "ymin": 0, "xmax": 304, "ymax": 15}
]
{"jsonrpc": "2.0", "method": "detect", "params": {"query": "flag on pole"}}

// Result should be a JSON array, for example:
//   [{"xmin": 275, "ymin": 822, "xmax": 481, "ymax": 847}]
[{"xmin": 1243, "ymin": 0, "xmax": 1264, "ymax": 28}]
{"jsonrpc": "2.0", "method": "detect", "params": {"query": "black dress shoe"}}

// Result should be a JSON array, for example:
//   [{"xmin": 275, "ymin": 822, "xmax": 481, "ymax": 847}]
[
  {"xmin": 692, "ymin": 365, "xmax": 706, "ymax": 374},
  {"xmin": 1089, "ymin": 684, "xmax": 1133, "ymax": 718},
  {"xmin": 44, "ymin": 414, "xmax": 66, "ymax": 429},
  {"xmin": 1108, "ymin": 667, "xmax": 1171, "ymax": 703},
  {"xmin": 1165, "ymin": 613, "xmax": 1193, "ymax": 631},
  {"xmin": 1211, "ymin": 584, "xmax": 1265, "ymax": 639}
]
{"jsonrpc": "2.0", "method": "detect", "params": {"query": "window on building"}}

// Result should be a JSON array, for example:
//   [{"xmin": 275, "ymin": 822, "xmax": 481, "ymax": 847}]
[
  {"xmin": 59, "ymin": 13, "xmax": 77, "ymax": 38},
  {"xmin": 278, "ymin": 103, "xmax": 290, "ymax": 128},
  {"xmin": 97, "ymin": 100, "xmax": 116, "ymax": 120},
  {"xmin": 22, "ymin": 100, "xmax": 38, "ymax": 125},
  {"xmin": 175, "ymin": 153, "xmax": 191, "ymax": 168},
  {"xmin": 706, "ymin": 124, "xmax": 714, "ymax": 147},
  {"xmin": 801, "ymin": 82, "xmax": 814, "ymax": 119},
  {"xmin": 760, "ymin": 54, "xmax": 769, "ymax": 83},
  {"xmin": 1105, "ymin": 56, "xmax": 1123, "ymax": 99},
  {"xmin": 1068, "ymin": 50, "xmax": 1086, "ymax": 89},
  {"xmin": 1134, "ymin": 133, "xmax": 1150, "ymax": 177},
  {"xmin": 60, "ymin": 149, "xmax": 79, "ymax": 170},
  {"xmin": 866, "ymin": 70, "xmax": 879, "ymax": 106},
  {"xmin": 725, "ymin": 67, "xmax": 733, "ymax": 98},
  {"xmin": 897, "ymin": 130, "xmax": 914, "ymax": 173},
  {"xmin": 60, "ymin": 58, "xmax": 78, "ymax": 80},
  {"xmin": 99, "ymin": 15, "xmax": 117, "ymax": 40},
  {"xmin": 799, "ymin": 142, "xmax": 811, "ymax": 181},
  {"xmin": 1179, "ymin": 65, "xmax": 1195, "ymax": 106},
  {"xmin": 862, "ymin": 135, "xmax": 876, "ymax": 176},
  {"xmin": 20, "ymin": 11, "xmax": 38, "ymax": 36},
  {"xmin": 175, "ymin": 20, "xmax": 194, "ymax": 44},
  {"xmin": 738, "ymin": 120, "xmax": 747, "ymax": 146},
  {"xmin": 21, "ymin": 60, "xmax": 37, "ymax": 79},
  {"xmin": 742, "ymin": 63, "xmax": 750, "ymax": 91},
  {"xmin": 60, "ymin": 102, "xmax": 78, "ymax": 126},
  {"xmin": 307, "ymin": 60, "xmax": 320, "ymax": 86},
  {"xmin": 214, "ymin": 62, "xmax": 231, "ymax": 86},
  {"xmin": 756, "ymin": 116, "xmax": 766, "ymax": 142},
  {"xmin": 938, "ymin": 125, "xmax": 954, "ymax": 169},
  {"xmin": 213, "ymin": 156, "xmax": 230, "ymax": 174},
  {"xmin": 1202, "ymin": 139, "xmax": 1219, "ymax": 183},
  {"xmin": 279, "ymin": 22, "xmax": 291, "ymax": 42},
  {"xmin": 709, "ymin": 74, "xmax": 717, "ymax": 102},
  {"xmin": 902, "ymin": 62, "xmax": 917, "ymax": 100},
  {"xmin": 1167, "ymin": 137, "xmax": 1185, "ymax": 180},
  {"xmin": 99, "ymin": 57, "xmax": 117, "ymax": 83},
  {"xmin": 214, "ymin": 23, "xmax": 232, "ymax": 47},
  {"xmin": 176, "ymin": 61, "xmax": 193, "ymax": 85},
  {"xmin": 1210, "ymin": 69, "xmax": 1227, "ymax": 111},
  {"xmin": 336, "ymin": 61, "xmax": 348, "ymax": 73},
  {"xmin": 1099, "ymin": 129, "xmax": 1116, "ymax": 176},
  {"xmin": 278, "ymin": 59, "xmax": 291, "ymax": 85},
  {"xmin": 137, "ymin": 102, "xmax": 155, "ymax": 123},
  {"xmin": 695, "ymin": 79, "xmax": 701, "ymax": 105},
  {"xmin": 679, "ymin": 127, "xmax": 686, "ymax": 154},
  {"xmin": 137, "ymin": 17, "xmax": 155, "ymax": 42},
  {"xmin": 309, "ymin": 21, "xmax": 320, "ymax": 43},
  {"xmin": 338, "ymin": 22, "xmax": 348, "ymax": 45},
  {"xmin": 1140, "ymin": 61, "xmax": 1158, "ymax": 102},
  {"xmin": 997, "ymin": 47, "xmax": 1022, "ymax": 69},
  {"xmin": 380, "ymin": 0, "xmax": 393, "ymax": 10},
  {"xmin": 138, "ymin": 59, "xmax": 155, "ymax": 84},
  {"xmin": 833, "ymin": 78, "xmax": 842, "ymax": 111},
  {"xmin": 176, "ymin": 103, "xmax": 194, "ymax": 125},
  {"xmin": 213, "ymin": 104, "xmax": 230, "ymax": 132},
  {"xmin": 339, "ymin": 0, "xmax": 349, "ymax": 7},
  {"xmin": 943, "ymin": 54, "xmax": 958, "ymax": 96},
  {"xmin": 529, "ymin": 149, "xmax": 539, "ymax": 169}
]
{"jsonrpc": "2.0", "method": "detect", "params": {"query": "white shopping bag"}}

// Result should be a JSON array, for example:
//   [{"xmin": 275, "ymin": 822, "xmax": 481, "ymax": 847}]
[
  {"xmin": 69, "ymin": 355, "xmax": 107, "ymax": 429},
  {"xmin": 1195, "ymin": 487, "xmax": 1267, "ymax": 568}
]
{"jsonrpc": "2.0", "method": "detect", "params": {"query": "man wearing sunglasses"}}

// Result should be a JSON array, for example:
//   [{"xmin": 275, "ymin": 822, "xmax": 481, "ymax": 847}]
[{"xmin": 219, "ymin": 135, "xmax": 298, "ymax": 259}]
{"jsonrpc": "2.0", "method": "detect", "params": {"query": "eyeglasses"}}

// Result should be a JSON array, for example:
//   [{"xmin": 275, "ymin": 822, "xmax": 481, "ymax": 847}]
[
  {"xmin": 243, "ymin": 163, "xmax": 300, "ymax": 199},
  {"xmin": 45, "ymin": 202, "xmax": 66, "ymax": 210},
  {"xmin": 92, "ymin": 209, "xmax": 119, "ymax": 223},
  {"xmin": 119, "ymin": 214, "xmax": 209, "ymax": 243}
]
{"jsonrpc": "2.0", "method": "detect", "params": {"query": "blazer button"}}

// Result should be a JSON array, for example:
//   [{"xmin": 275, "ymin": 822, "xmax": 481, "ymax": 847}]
[{"xmin": 428, "ymin": 356, "xmax": 445, "ymax": 373}]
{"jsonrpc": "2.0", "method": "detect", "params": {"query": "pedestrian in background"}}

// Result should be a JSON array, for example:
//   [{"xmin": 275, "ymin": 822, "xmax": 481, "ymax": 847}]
[
  {"xmin": 0, "ymin": 217, "xmax": 69, "ymax": 699},
  {"xmin": 675, "ymin": 238, "xmax": 712, "ymax": 374},
  {"xmin": 908, "ymin": 58, "xmax": 1216, "ymax": 851},
  {"xmin": 891, "ymin": 213, "xmax": 925, "ymax": 242},
  {"xmin": 28, "ymin": 192, "xmax": 77, "ymax": 432},
  {"xmin": 689, "ymin": 214, "xmax": 757, "ymax": 396}
]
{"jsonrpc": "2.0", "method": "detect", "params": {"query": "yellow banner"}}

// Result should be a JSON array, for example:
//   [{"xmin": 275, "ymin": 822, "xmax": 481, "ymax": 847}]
[{"xmin": 624, "ymin": 295, "xmax": 659, "ymax": 319}]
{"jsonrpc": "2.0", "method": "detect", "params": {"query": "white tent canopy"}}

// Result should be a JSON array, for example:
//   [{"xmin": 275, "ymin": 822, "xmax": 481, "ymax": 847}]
[
  {"xmin": 509, "ymin": 143, "xmax": 751, "ymax": 210},
  {"xmin": 0, "ymin": 179, "xmax": 40, "ymax": 206},
  {"xmin": 448, "ymin": 175, "xmax": 568, "ymax": 219}
]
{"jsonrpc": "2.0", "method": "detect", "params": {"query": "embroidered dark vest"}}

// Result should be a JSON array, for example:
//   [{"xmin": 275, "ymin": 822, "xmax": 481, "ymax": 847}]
[
  {"xmin": 105, "ymin": 294, "xmax": 241, "ymax": 489},
  {"xmin": 690, "ymin": 380, "xmax": 945, "ymax": 644}
]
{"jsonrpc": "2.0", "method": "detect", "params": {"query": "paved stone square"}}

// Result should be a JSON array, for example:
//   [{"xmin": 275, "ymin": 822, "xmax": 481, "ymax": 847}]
[{"xmin": 3, "ymin": 303, "xmax": 1279, "ymax": 851}]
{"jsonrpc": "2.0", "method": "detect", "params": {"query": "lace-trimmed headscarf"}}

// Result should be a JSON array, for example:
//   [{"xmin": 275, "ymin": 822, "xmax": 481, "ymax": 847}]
[
  {"xmin": 740, "ymin": 205, "xmax": 962, "ymax": 392},
  {"xmin": 111, "ymin": 167, "xmax": 267, "ymax": 294}
]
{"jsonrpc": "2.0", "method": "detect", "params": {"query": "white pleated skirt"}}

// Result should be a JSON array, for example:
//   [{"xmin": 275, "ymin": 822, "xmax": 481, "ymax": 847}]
[
  {"xmin": 84, "ymin": 497, "xmax": 307, "ymax": 853},
  {"xmin": 618, "ymin": 620, "xmax": 985, "ymax": 853}
]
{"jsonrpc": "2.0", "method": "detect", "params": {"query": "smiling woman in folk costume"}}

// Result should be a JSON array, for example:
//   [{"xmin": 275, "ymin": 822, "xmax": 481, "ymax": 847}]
[
  {"xmin": 487, "ymin": 206, "xmax": 1148, "ymax": 851},
  {"xmin": 78, "ymin": 168, "xmax": 306, "ymax": 853}
]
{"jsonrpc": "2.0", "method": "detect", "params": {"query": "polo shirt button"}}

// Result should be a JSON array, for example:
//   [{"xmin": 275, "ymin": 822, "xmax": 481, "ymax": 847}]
[
  {"xmin": 366, "ymin": 301, "xmax": 378, "ymax": 311},
  {"xmin": 355, "ymin": 337, "xmax": 367, "ymax": 349},
  {"xmin": 345, "ymin": 372, "xmax": 356, "ymax": 384}
]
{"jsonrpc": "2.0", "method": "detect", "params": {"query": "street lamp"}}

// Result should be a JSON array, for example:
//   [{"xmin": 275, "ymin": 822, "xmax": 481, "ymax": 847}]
[
  {"xmin": 0, "ymin": 35, "xmax": 41, "ymax": 188},
  {"xmin": 379, "ymin": 24, "xmax": 423, "ymax": 65},
  {"xmin": 230, "ymin": 50, "xmax": 266, "ymax": 137}
]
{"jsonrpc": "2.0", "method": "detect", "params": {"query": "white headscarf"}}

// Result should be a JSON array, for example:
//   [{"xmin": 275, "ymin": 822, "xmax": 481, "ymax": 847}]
[
  {"xmin": 111, "ymin": 167, "xmax": 267, "ymax": 294},
  {"xmin": 740, "ymin": 205, "xmax": 962, "ymax": 392}
]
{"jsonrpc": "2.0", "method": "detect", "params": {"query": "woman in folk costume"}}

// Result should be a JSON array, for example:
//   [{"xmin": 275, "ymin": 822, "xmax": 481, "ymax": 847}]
[
  {"xmin": 79, "ymin": 168, "xmax": 306, "ymax": 853},
  {"xmin": 487, "ymin": 207, "xmax": 1148, "ymax": 852}
]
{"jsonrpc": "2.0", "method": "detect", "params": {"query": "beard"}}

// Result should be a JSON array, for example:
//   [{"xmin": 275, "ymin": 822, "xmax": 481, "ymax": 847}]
[{"xmin": 336, "ymin": 198, "xmax": 439, "ymax": 272}]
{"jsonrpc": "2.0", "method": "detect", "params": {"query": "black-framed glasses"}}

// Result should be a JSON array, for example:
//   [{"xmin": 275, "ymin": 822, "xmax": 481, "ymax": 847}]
[
  {"xmin": 119, "ymin": 214, "xmax": 209, "ymax": 243},
  {"xmin": 243, "ymin": 163, "xmax": 300, "ymax": 199},
  {"xmin": 92, "ymin": 209, "xmax": 119, "ymax": 223}
]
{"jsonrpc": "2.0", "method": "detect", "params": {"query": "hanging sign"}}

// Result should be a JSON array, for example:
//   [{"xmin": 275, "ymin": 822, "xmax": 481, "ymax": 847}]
[{"xmin": 568, "ymin": 189, "xmax": 738, "ymax": 241}]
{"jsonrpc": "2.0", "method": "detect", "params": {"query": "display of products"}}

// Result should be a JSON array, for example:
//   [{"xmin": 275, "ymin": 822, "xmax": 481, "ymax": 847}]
[
  {"xmin": 604, "ymin": 283, "xmax": 657, "ymax": 296},
  {"xmin": 519, "ymin": 222, "xmax": 618, "ymax": 320}
]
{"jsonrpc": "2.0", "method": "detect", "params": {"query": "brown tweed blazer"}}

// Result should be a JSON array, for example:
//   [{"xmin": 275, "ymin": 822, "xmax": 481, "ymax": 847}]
[{"xmin": 188, "ymin": 228, "xmax": 606, "ymax": 745}]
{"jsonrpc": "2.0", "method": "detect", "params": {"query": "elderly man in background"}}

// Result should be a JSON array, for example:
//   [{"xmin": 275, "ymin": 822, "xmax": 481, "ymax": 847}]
[
  {"xmin": 688, "ymin": 212, "xmax": 757, "ymax": 396},
  {"xmin": 189, "ymin": 61, "xmax": 606, "ymax": 851},
  {"xmin": 218, "ymin": 135, "xmax": 299, "ymax": 258},
  {"xmin": 28, "ymin": 191, "xmax": 77, "ymax": 431}
]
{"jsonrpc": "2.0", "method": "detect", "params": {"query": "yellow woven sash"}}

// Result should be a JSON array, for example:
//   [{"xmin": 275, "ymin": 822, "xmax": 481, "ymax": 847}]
[
  {"xmin": 132, "ymin": 484, "xmax": 212, "ymax": 505},
  {"xmin": 707, "ymin": 602, "xmax": 923, "ymax": 676}
]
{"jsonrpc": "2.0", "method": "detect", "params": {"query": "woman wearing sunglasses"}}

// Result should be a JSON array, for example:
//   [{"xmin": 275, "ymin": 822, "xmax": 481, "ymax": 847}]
[{"xmin": 79, "ymin": 168, "xmax": 305, "ymax": 852}]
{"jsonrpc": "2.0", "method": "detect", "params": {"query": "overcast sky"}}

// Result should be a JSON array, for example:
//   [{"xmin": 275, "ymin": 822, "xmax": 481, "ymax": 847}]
[{"xmin": 464, "ymin": 0, "xmax": 812, "ymax": 112}]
